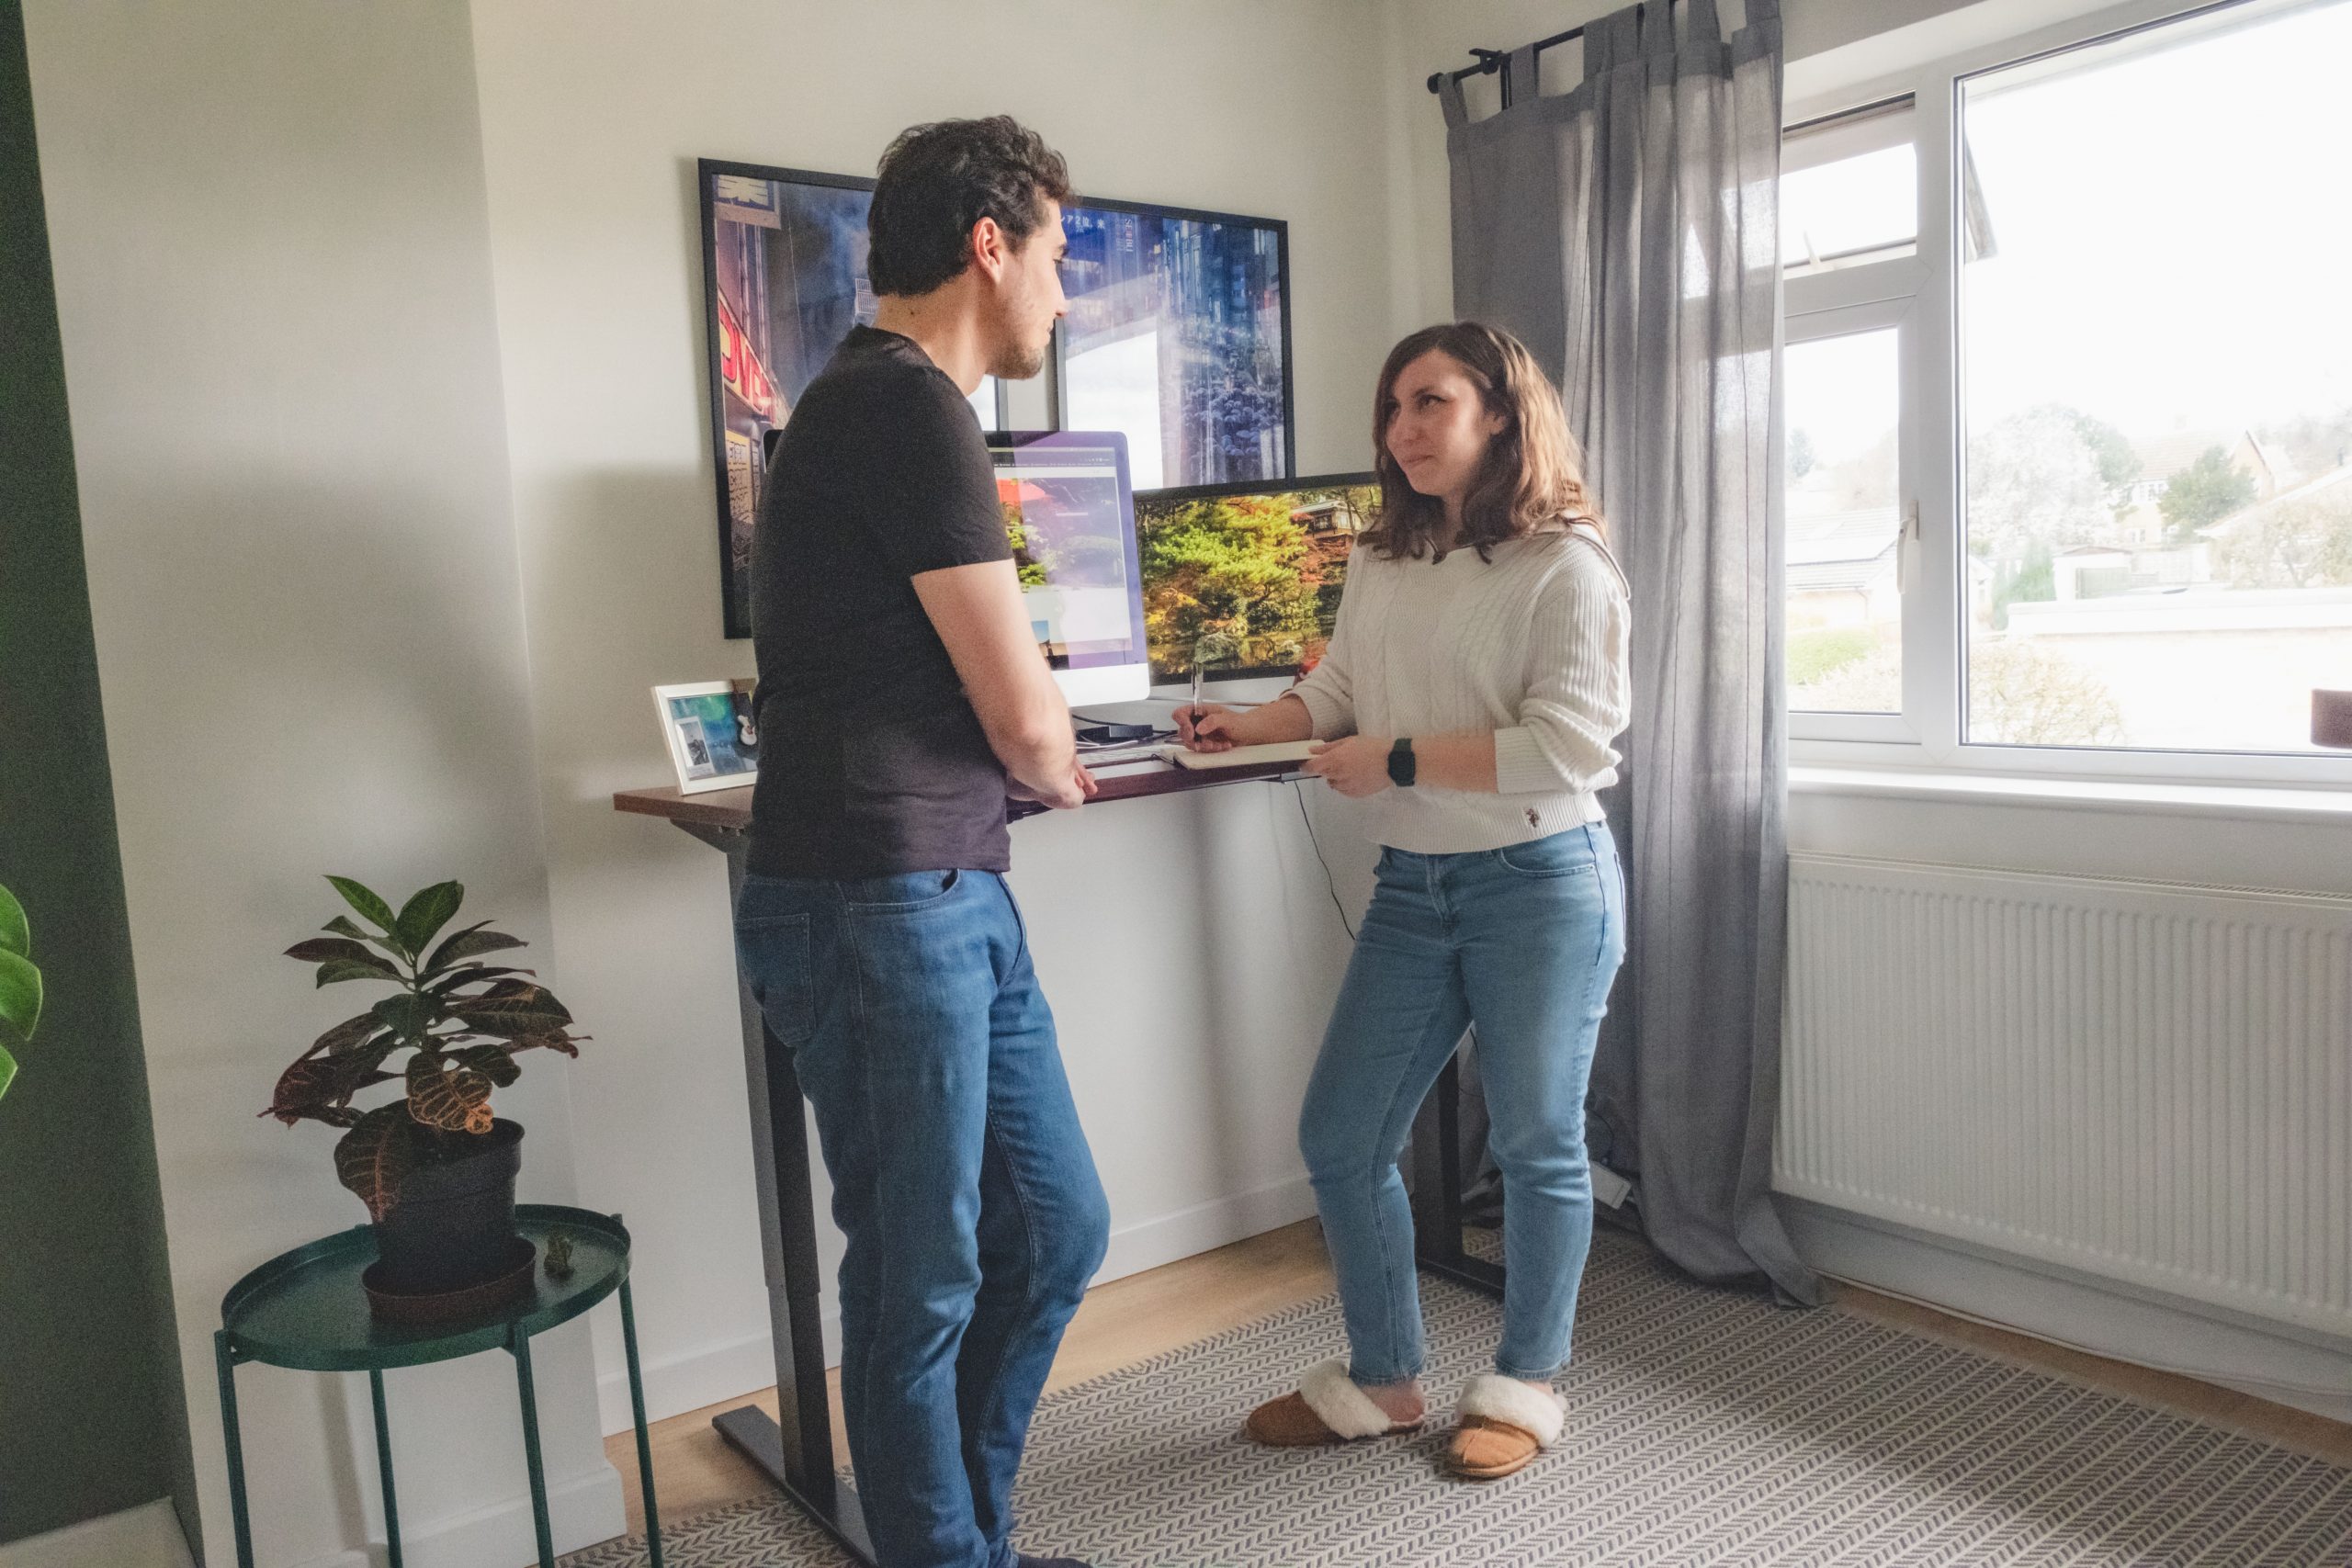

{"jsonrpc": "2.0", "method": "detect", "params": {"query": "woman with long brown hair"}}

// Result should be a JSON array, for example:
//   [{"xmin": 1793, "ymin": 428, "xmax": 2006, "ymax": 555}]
[{"xmin": 1177, "ymin": 321, "xmax": 1631, "ymax": 1481}]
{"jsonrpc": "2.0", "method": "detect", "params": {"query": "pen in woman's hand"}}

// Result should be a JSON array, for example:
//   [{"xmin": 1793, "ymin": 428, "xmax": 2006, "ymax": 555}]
[{"xmin": 1189, "ymin": 666, "xmax": 1204, "ymax": 734}]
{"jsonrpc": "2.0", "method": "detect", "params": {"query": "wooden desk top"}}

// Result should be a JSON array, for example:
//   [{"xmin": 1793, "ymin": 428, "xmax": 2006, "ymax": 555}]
[{"xmin": 613, "ymin": 756, "xmax": 1304, "ymax": 832}]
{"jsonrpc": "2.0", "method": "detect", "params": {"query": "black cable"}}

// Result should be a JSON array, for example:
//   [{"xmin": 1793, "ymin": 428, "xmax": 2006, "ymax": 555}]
[{"xmin": 1293, "ymin": 781, "xmax": 1357, "ymax": 942}]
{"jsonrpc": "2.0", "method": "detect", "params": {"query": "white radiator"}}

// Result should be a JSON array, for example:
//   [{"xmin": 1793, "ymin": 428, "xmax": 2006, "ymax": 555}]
[{"xmin": 1777, "ymin": 852, "xmax": 2352, "ymax": 1340}]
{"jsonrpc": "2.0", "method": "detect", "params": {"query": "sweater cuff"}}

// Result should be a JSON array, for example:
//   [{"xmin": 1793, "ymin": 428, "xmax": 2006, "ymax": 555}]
[
  {"xmin": 1493, "ymin": 726, "xmax": 1563, "ymax": 795},
  {"xmin": 1288, "ymin": 683, "xmax": 1351, "ymax": 741}
]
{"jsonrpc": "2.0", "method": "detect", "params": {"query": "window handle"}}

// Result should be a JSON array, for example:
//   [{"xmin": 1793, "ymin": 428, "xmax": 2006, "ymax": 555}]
[{"xmin": 1894, "ymin": 501, "xmax": 1922, "ymax": 594}]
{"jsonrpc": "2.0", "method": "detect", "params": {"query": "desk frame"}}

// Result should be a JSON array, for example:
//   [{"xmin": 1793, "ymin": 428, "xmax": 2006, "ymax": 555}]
[{"xmin": 617, "ymin": 763, "xmax": 1499, "ymax": 1565}]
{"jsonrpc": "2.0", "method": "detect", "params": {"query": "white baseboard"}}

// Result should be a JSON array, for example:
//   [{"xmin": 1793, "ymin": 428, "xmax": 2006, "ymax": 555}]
[
  {"xmin": 350, "ymin": 1461, "xmax": 625, "ymax": 1568},
  {"xmin": 1783, "ymin": 1197, "xmax": 2352, "ymax": 1427},
  {"xmin": 0, "ymin": 1500, "xmax": 193, "ymax": 1568},
  {"xmin": 599, "ymin": 1176, "xmax": 1319, "ymax": 1434},
  {"xmin": 1097, "ymin": 1175, "xmax": 1318, "ymax": 1291},
  {"xmin": 595, "ymin": 1325, "xmax": 786, "ymax": 1436}
]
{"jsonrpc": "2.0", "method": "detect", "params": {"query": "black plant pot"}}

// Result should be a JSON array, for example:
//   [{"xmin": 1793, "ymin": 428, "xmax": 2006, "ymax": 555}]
[{"xmin": 368, "ymin": 1118, "xmax": 526, "ymax": 1298}]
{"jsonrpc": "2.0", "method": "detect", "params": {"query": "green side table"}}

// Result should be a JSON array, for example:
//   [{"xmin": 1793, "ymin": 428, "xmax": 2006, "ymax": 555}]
[{"xmin": 214, "ymin": 1204, "xmax": 663, "ymax": 1568}]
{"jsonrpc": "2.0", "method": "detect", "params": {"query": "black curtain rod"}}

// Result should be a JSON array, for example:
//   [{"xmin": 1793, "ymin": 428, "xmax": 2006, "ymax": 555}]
[{"xmin": 1423, "ymin": 0, "xmax": 1676, "ymax": 96}]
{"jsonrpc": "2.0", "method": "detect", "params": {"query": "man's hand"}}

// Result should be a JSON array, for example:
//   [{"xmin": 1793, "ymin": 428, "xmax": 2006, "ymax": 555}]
[
  {"xmin": 1011, "ymin": 757, "xmax": 1097, "ymax": 810},
  {"xmin": 1302, "ymin": 734, "xmax": 1393, "ymax": 798}
]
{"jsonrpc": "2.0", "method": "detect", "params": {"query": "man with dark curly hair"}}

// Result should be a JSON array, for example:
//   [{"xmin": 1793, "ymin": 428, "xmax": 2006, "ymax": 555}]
[{"xmin": 736, "ymin": 117, "xmax": 1108, "ymax": 1568}]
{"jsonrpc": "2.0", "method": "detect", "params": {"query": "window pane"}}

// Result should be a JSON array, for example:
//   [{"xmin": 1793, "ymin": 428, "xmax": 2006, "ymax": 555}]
[
  {"xmin": 1959, "ymin": 0, "xmax": 2352, "ymax": 753},
  {"xmin": 1787, "ymin": 329, "xmax": 1903, "ymax": 713},
  {"xmin": 1781, "ymin": 105, "xmax": 1917, "ymax": 274}
]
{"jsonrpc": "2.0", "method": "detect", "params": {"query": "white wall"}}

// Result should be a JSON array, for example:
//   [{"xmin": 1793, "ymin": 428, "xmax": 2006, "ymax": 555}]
[
  {"xmin": 461, "ymin": 0, "xmax": 1401, "ymax": 1432},
  {"xmin": 22, "ymin": 3, "xmax": 615, "ymax": 1564}
]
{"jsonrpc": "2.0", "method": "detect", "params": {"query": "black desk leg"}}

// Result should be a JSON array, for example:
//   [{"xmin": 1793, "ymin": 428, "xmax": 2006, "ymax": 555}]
[
  {"xmin": 1408, "ymin": 1052, "xmax": 1506, "ymax": 1300},
  {"xmin": 703, "ymin": 831, "xmax": 875, "ymax": 1565}
]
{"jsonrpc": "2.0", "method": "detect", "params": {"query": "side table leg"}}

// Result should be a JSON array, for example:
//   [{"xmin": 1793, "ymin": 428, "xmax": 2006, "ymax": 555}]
[
  {"xmin": 368, "ymin": 1370, "xmax": 403, "ymax": 1568},
  {"xmin": 510, "ymin": 1328, "xmax": 557, "ymax": 1568},
  {"xmin": 213, "ymin": 1331, "xmax": 256, "ymax": 1568},
  {"xmin": 619, "ymin": 1279, "xmax": 664, "ymax": 1568}
]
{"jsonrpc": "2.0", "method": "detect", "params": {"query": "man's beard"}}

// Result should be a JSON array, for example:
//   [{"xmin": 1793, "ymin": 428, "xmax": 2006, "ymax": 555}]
[{"xmin": 989, "ymin": 334, "xmax": 1048, "ymax": 381}]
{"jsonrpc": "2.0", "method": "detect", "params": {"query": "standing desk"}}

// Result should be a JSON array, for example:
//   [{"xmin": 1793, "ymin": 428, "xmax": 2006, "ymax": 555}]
[{"xmin": 613, "ymin": 758, "xmax": 1499, "ymax": 1563}]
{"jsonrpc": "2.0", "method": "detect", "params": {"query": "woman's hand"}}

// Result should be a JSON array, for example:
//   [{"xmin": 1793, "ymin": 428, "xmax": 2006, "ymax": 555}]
[
  {"xmin": 1303, "ymin": 734, "xmax": 1394, "ymax": 798},
  {"xmin": 1173, "ymin": 702, "xmax": 1244, "ymax": 752}
]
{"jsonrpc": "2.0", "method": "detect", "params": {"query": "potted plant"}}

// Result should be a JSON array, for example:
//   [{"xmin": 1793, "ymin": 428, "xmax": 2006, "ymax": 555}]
[
  {"xmin": 263, "ymin": 876, "xmax": 583, "ymax": 1317},
  {"xmin": 0, "ymin": 883, "xmax": 41, "ymax": 1103}
]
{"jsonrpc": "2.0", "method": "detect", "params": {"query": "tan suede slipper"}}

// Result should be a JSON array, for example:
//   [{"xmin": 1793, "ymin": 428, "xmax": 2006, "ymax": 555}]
[
  {"xmin": 1242, "ymin": 1359, "xmax": 1423, "ymax": 1447},
  {"xmin": 1445, "ymin": 1373, "xmax": 1566, "ymax": 1480}
]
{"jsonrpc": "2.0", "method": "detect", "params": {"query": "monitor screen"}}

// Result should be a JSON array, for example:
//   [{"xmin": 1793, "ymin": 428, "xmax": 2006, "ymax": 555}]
[
  {"xmin": 1134, "ymin": 474, "xmax": 1381, "ymax": 682},
  {"xmin": 985, "ymin": 431, "xmax": 1151, "ymax": 705}
]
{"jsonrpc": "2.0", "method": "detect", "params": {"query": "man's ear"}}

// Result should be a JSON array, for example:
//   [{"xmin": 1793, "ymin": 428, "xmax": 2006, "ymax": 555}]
[{"xmin": 969, "ymin": 216, "xmax": 1008, "ymax": 283}]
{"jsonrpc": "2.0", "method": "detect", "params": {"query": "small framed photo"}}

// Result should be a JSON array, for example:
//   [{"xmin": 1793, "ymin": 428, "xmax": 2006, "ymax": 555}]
[{"xmin": 654, "ymin": 681, "xmax": 760, "ymax": 795}]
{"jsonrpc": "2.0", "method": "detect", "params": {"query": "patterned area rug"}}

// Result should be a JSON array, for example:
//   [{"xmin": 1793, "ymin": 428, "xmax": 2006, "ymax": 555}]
[{"xmin": 562, "ymin": 1230, "xmax": 2352, "ymax": 1566}]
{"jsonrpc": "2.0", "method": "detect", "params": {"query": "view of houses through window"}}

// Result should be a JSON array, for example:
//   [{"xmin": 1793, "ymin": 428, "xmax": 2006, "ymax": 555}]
[
  {"xmin": 1784, "ymin": 0, "xmax": 2352, "ymax": 757},
  {"xmin": 1955, "ymin": 0, "xmax": 2352, "ymax": 752}
]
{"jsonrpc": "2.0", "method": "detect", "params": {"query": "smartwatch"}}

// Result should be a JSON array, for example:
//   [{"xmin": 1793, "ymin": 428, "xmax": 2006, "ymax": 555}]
[{"xmin": 1386, "ymin": 737, "xmax": 1417, "ymax": 788}]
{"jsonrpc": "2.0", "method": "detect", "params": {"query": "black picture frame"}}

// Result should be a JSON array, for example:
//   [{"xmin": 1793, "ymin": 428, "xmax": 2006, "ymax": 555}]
[
  {"xmin": 1133, "ymin": 471, "xmax": 1378, "ymax": 684},
  {"xmin": 697, "ymin": 157, "xmax": 883, "ymax": 639},
  {"xmin": 697, "ymin": 158, "xmax": 1294, "ymax": 639},
  {"xmin": 1052, "ymin": 195, "xmax": 1295, "ymax": 494}
]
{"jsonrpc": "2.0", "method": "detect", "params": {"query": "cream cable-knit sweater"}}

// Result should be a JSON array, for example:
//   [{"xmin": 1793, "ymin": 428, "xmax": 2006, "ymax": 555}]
[{"xmin": 1287, "ymin": 521, "xmax": 1631, "ymax": 854}]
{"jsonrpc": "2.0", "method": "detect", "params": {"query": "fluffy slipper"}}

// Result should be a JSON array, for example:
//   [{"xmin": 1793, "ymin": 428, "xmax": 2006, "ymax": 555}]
[
  {"xmin": 1447, "ymin": 1373, "xmax": 1566, "ymax": 1480},
  {"xmin": 1243, "ymin": 1359, "xmax": 1422, "ymax": 1447}
]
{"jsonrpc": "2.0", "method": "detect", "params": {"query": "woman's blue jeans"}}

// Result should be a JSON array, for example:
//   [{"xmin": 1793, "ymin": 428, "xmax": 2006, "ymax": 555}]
[{"xmin": 1301, "ymin": 823, "xmax": 1626, "ymax": 1384}]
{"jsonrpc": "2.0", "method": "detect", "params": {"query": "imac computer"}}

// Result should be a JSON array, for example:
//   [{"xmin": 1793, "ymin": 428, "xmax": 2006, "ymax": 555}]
[
  {"xmin": 984, "ymin": 431, "xmax": 1152, "ymax": 705},
  {"xmin": 1132, "ymin": 473, "xmax": 1382, "ymax": 695}
]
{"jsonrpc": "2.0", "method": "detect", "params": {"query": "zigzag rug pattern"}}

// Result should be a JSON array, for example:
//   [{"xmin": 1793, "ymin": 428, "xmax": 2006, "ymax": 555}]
[{"xmin": 563, "ymin": 1231, "xmax": 2352, "ymax": 1565}]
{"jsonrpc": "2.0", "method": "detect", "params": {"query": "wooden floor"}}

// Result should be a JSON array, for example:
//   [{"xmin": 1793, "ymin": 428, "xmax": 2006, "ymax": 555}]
[{"xmin": 606, "ymin": 1219, "xmax": 2352, "ymax": 1541}]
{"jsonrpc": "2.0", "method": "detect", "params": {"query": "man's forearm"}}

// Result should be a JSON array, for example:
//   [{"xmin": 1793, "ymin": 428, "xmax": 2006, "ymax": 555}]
[{"xmin": 988, "ymin": 703, "xmax": 1077, "ymax": 795}]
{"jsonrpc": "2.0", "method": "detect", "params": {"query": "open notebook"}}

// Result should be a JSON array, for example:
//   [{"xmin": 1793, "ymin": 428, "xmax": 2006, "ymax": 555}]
[{"xmin": 1159, "ymin": 739, "xmax": 1317, "ymax": 770}]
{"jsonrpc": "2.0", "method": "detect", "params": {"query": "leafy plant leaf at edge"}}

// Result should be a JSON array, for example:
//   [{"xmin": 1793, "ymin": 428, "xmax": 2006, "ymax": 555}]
[
  {"xmin": 0, "ymin": 885, "xmax": 28, "ymax": 959},
  {"xmin": 0, "ymin": 950, "xmax": 42, "ymax": 1045}
]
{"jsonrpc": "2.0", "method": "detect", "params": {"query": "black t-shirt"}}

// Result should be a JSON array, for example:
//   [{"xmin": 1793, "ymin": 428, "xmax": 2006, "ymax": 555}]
[{"xmin": 747, "ymin": 327, "xmax": 1012, "ymax": 878}]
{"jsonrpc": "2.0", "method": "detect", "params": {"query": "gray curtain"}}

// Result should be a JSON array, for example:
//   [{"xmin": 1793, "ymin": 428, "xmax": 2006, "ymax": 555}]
[{"xmin": 1440, "ymin": 0, "xmax": 1818, "ymax": 1303}]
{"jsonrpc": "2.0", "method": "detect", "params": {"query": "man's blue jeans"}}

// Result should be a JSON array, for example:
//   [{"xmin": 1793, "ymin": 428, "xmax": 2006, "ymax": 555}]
[
  {"xmin": 736, "ymin": 868, "xmax": 1110, "ymax": 1568},
  {"xmin": 1301, "ymin": 824, "xmax": 1626, "ymax": 1385}
]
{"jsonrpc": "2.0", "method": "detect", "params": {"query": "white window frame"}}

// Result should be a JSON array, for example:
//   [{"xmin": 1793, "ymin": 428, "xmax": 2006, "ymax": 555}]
[
  {"xmin": 1781, "ymin": 0, "xmax": 2352, "ymax": 790},
  {"xmin": 1784, "ymin": 295, "xmax": 1923, "ymax": 745}
]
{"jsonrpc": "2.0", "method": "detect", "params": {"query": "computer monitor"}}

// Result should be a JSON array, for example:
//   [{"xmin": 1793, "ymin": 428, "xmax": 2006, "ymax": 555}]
[
  {"xmin": 984, "ymin": 431, "xmax": 1151, "ymax": 705},
  {"xmin": 1133, "ymin": 473, "xmax": 1382, "ymax": 685}
]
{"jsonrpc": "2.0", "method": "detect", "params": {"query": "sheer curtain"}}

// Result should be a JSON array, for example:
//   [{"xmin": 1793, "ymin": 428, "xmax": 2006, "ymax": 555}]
[{"xmin": 1440, "ymin": 0, "xmax": 1816, "ymax": 1301}]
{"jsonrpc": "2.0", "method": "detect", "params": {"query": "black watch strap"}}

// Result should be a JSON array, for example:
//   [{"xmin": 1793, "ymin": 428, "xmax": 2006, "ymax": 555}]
[{"xmin": 1387, "ymin": 737, "xmax": 1417, "ymax": 787}]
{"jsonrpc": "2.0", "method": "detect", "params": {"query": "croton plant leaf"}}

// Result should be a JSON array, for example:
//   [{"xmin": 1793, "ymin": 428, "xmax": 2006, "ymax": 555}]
[
  {"xmin": 312, "ymin": 1012, "xmax": 380, "ymax": 1059},
  {"xmin": 406, "ymin": 1055, "xmax": 494, "ymax": 1134},
  {"xmin": 393, "ymin": 881, "xmax": 465, "ymax": 963},
  {"xmin": 264, "ymin": 1054, "xmax": 394, "ymax": 1125},
  {"xmin": 449, "ymin": 1043, "xmax": 524, "ymax": 1088},
  {"xmin": 334, "ymin": 1104, "xmax": 421, "ymax": 1221},
  {"xmin": 424, "ymin": 921, "xmax": 525, "ymax": 973},
  {"xmin": 447, "ymin": 986, "xmax": 571, "ymax": 1036},
  {"xmin": 324, "ymin": 876, "xmax": 399, "ymax": 943}
]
